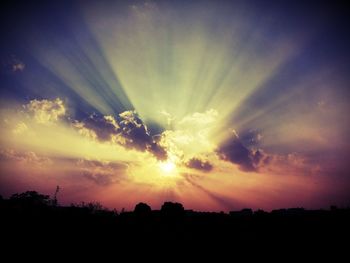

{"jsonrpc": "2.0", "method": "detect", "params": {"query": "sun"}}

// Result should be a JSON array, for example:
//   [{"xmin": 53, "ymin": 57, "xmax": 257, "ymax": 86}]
[{"xmin": 159, "ymin": 161, "xmax": 176, "ymax": 174}]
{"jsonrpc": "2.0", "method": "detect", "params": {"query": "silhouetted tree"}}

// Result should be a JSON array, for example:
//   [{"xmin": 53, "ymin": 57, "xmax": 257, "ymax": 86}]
[
  {"xmin": 10, "ymin": 191, "xmax": 50, "ymax": 206},
  {"xmin": 161, "ymin": 202, "xmax": 184, "ymax": 217},
  {"xmin": 51, "ymin": 185, "xmax": 60, "ymax": 206},
  {"xmin": 134, "ymin": 202, "xmax": 151, "ymax": 216}
]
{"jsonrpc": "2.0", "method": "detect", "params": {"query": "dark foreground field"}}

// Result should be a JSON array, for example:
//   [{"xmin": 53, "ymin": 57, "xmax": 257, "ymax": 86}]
[{"xmin": 1, "ymin": 191, "xmax": 349, "ymax": 257}]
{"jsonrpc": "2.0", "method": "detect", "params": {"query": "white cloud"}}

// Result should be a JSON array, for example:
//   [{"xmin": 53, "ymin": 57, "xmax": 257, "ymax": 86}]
[
  {"xmin": 178, "ymin": 109, "xmax": 218, "ymax": 127},
  {"xmin": 26, "ymin": 98, "xmax": 66, "ymax": 124}
]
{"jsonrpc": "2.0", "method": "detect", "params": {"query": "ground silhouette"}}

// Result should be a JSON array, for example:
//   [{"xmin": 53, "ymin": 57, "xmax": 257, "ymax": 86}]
[{"xmin": 1, "ymin": 190, "xmax": 349, "ymax": 256}]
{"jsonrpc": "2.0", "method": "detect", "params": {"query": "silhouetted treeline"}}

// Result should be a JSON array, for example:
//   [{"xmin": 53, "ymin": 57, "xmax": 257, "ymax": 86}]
[{"xmin": 1, "ymin": 190, "xmax": 349, "ymax": 256}]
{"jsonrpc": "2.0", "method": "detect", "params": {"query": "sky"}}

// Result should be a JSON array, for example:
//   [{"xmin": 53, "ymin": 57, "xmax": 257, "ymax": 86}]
[{"xmin": 0, "ymin": 0, "xmax": 349, "ymax": 211}]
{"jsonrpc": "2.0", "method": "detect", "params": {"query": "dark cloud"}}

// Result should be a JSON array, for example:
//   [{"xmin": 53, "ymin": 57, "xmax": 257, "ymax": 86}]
[
  {"xmin": 118, "ymin": 111, "xmax": 152, "ymax": 150},
  {"xmin": 186, "ymin": 157, "xmax": 213, "ymax": 172},
  {"xmin": 240, "ymin": 129, "xmax": 263, "ymax": 148},
  {"xmin": 78, "ymin": 113, "xmax": 119, "ymax": 141},
  {"xmin": 76, "ymin": 111, "xmax": 167, "ymax": 160},
  {"xmin": 218, "ymin": 133, "xmax": 330, "ymax": 176},
  {"xmin": 217, "ymin": 132, "xmax": 265, "ymax": 172},
  {"xmin": 145, "ymin": 120, "xmax": 164, "ymax": 136},
  {"xmin": 149, "ymin": 142, "xmax": 168, "ymax": 161},
  {"xmin": 253, "ymin": 150, "xmax": 265, "ymax": 166}
]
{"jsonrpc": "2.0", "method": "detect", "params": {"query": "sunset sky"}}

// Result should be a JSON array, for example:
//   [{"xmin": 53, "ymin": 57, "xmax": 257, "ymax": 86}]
[{"xmin": 0, "ymin": 0, "xmax": 349, "ymax": 211}]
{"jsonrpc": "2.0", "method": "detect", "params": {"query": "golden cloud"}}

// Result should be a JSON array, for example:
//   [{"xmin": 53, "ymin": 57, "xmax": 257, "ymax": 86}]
[{"xmin": 26, "ymin": 98, "xmax": 66, "ymax": 124}]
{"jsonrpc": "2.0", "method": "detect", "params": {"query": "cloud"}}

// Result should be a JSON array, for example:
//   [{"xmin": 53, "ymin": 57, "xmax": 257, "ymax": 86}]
[
  {"xmin": 74, "ymin": 114, "xmax": 119, "ymax": 141},
  {"xmin": 178, "ymin": 109, "xmax": 218, "ymax": 128},
  {"xmin": 12, "ymin": 62, "xmax": 25, "ymax": 72},
  {"xmin": 0, "ymin": 149, "xmax": 52, "ymax": 166},
  {"xmin": 118, "ymin": 110, "xmax": 153, "ymax": 150},
  {"xmin": 217, "ymin": 130, "xmax": 322, "ymax": 175},
  {"xmin": 12, "ymin": 122, "xmax": 28, "ymax": 135},
  {"xmin": 12, "ymin": 99, "xmax": 167, "ymax": 161},
  {"xmin": 217, "ymin": 131, "xmax": 265, "ymax": 172},
  {"xmin": 1, "ymin": 55, "xmax": 25, "ymax": 74},
  {"xmin": 260, "ymin": 152, "xmax": 322, "ymax": 176},
  {"xmin": 26, "ymin": 98, "xmax": 66, "ymax": 124},
  {"xmin": 148, "ymin": 142, "xmax": 168, "ymax": 160},
  {"xmin": 186, "ymin": 157, "xmax": 213, "ymax": 172},
  {"xmin": 73, "ymin": 121, "xmax": 97, "ymax": 140},
  {"xmin": 116, "ymin": 111, "xmax": 168, "ymax": 160},
  {"xmin": 156, "ymin": 110, "xmax": 219, "ymax": 164},
  {"xmin": 240, "ymin": 129, "xmax": 263, "ymax": 148},
  {"xmin": 77, "ymin": 159, "xmax": 127, "ymax": 186},
  {"xmin": 74, "ymin": 111, "xmax": 167, "ymax": 160}
]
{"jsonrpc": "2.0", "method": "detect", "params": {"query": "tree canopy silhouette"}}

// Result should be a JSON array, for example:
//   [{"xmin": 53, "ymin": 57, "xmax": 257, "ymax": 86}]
[
  {"xmin": 10, "ymin": 191, "xmax": 50, "ymax": 206},
  {"xmin": 134, "ymin": 202, "xmax": 151, "ymax": 215},
  {"xmin": 161, "ymin": 202, "xmax": 185, "ymax": 217}
]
